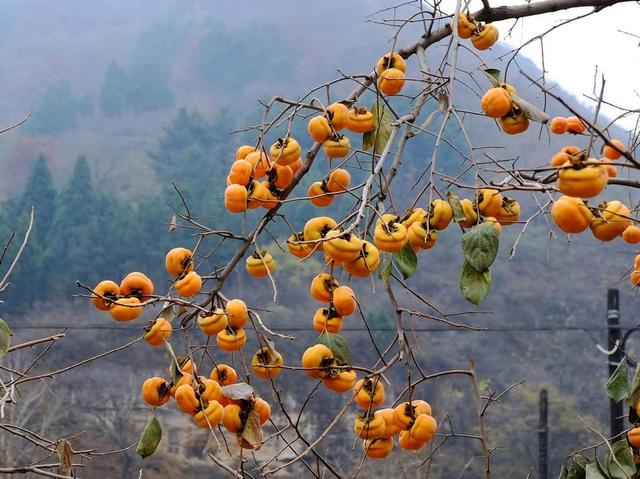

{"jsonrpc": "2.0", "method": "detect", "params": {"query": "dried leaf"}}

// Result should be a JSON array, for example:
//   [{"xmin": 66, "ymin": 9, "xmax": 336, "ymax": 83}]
[
  {"xmin": 241, "ymin": 410, "xmax": 263, "ymax": 450},
  {"xmin": 169, "ymin": 214, "xmax": 177, "ymax": 232},
  {"xmin": 0, "ymin": 319, "xmax": 10, "ymax": 359},
  {"xmin": 511, "ymin": 93, "xmax": 550, "ymax": 123},
  {"xmin": 438, "ymin": 93, "xmax": 449, "ymax": 112},
  {"xmin": 55, "ymin": 440, "xmax": 73, "ymax": 475},
  {"xmin": 221, "ymin": 383, "xmax": 254, "ymax": 400}
]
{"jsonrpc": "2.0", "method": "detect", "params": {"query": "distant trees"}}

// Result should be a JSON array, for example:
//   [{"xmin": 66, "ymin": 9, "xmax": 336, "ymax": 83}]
[
  {"xmin": 27, "ymin": 81, "xmax": 93, "ymax": 136},
  {"xmin": 100, "ymin": 59, "xmax": 174, "ymax": 117}
]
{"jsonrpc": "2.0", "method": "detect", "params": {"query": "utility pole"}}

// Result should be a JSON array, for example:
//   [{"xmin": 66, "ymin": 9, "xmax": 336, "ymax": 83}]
[
  {"xmin": 539, "ymin": 389, "xmax": 548, "ymax": 479},
  {"xmin": 607, "ymin": 288, "xmax": 624, "ymax": 438}
]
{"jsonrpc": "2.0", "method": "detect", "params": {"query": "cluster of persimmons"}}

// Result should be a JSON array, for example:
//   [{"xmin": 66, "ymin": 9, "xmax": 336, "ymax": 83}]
[{"xmin": 84, "ymin": 39, "xmax": 640, "ymax": 461}]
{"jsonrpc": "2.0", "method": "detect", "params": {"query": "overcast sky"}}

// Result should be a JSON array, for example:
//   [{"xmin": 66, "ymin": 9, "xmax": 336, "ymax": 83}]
[{"xmin": 489, "ymin": 1, "xmax": 639, "ymax": 129}]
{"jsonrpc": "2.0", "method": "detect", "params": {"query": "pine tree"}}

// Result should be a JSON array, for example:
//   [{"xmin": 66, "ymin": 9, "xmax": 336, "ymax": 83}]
[
  {"xmin": 43, "ymin": 156, "xmax": 105, "ymax": 298},
  {"xmin": 19, "ymin": 154, "xmax": 57, "ymax": 243},
  {"xmin": 100, "ymin": 60, "xmax": 129, "ymax": 117},
  {"xmin": 2, "ymin": 154, "xmax": 57, "ymax": 308}
]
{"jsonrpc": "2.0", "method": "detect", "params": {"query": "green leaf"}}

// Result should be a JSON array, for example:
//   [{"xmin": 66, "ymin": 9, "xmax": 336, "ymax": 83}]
[
  {"xmin": 417, "ymin": 109, "xmax": 438, "ymax": 133},
  {"xmin": 605, "ymin": 360, "xmax": 630, "ymax": 402},
  {"xmin": 512, "ymin": 93, "xmax": 550, "ymax": 124},
  {"xmin": 315, "ymin": 333, "xmax": 351, "ymax": 364},
  {"xmin": 163, "ymin": 341, "xmax": 183, "ymax": 385},
  {"xmin": 461, "ymin": 223, "xmax": 499, "ymax": 272},
  {"xmin": 378, "ymin": 253, "xmax": 392, "ymax": 284},
  {"xmin": 136, "ymin": 414, "xmax": 162, "ymax": 459},
  {"xmin": 393, "ymin": 243, "xmax": 417, "ymax": 280},
  {"xmin": 565, "ymin": 455, "xmax": 588, "ymax": 479},
  {"xmin": 585, "ymin": 459, "xmax": 607, "ymax": 479},
  {"xmin": 0, "ymin": 319, "xmax": 10, "ymax": 359},
  {"xmin": 460, "ymin": 260, "xmax": 491, "ymax": 305},
  {"xmin": 447, "ymin": 191, "xmax": 466, "ymax": 223},
  {"xmin": 483, "ymin": 69, "xmax": 501, "ymax": 86},
  {"xmin": 606, "ymin": 439, "xmax": 636, "ymax": 479},
  {"xmin": 627, "ymin": 364, "xmax": 640, "ymax": 408},
  {"xmin": 558, "ymin": 463, "xmax": 569, "ymax": 479},
  {"xmin": 363, "ymin": 103, "xmax": 393, "ymax": 154}
]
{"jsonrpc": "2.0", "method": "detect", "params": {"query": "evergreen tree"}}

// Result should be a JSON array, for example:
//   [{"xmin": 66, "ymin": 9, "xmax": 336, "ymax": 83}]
[
  {"xmin": 100, "ymin": 60, "xmax": 129, "ymax": 117},
  {"xmin": 19, "ymin": 154, "xmax": 57, "ymax": 243},
  {"xmin": 28, "ymin": 81, "xmax": 93, "ymax": 135},
  {"xmin": 43, "ymin": 156, "xmax": 107, "ymax": 298}
]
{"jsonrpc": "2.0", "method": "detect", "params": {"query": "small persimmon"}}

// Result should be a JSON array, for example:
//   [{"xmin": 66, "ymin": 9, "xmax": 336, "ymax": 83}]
[
  {"xmin": 270, "ymin": 137, "xmax": 301, "ymax": 166},
  {"xmin": 198, "ymin": 309, "xmax": 228, "ymax": 336},
  {"xmin": 301, "ymin": 344, "xmax": 334, "ymax": 379},
  {"xmin": 120, "ymin": 272, "xmax": 154, "ymax": 298},
  {"xmin": 480, "ymin": 87, "xmax": 512, "ymax": 118},
  {"xmin": 251, "ymin": 347, "xmax": 284, "ymax": 379},
  {"xmin": 471, "ymin": 23, "xmax": 499, "ymax": 50},
  {"xmin": 91, "ymin": 280, "xmax": 119, "ymax": 311},
  {"xmin": 326, "ymin": 103, "xmax": 349, "ymax": 131},
  {"xmin": 229, "ymin": 159, "xmax": 253, "ymax": 187},
  {"xmin": 327, "ymin": 168, "xmax": 351, "ymax": 193},
  {"xmin": 363, "ymin": 437, "xmax": 394, "ymax": 459},
  {"xmin": 224, "ymin": 184, "xmax": 248, "ymax": 213},
  {"xmin": 165, "ymin": 247, "xmax": 194, "ymax": 277},
  {"xmin": 310, "ymin": 272, "xmax": 339, "ymax": 302},
  {"xmin": 332, "ymin": 285, "xmax": 356, "ymax": 316},
  {"xmin": 217, "ymin": 327, "xmax": 247, "ymax": 352},
  {"xmin": 174, "ymin": 384, "xmax": 200, "ymax": 415},
  {"xmin": 312, "ymin": 307, "xmax": 344, "ymax": 334},
  {"xmin": 499, "ymin": 108, "xmax": 529, "ymax": 135},
  {"xmin": 245, "ymin": 151, "xmax": 270, "ymax": 179},
  {"xmin": 377, "ymin": 68, "xmax": 405, "ymax": 96},
  {"xmin": 226, "ymin": 299, "xmax": 248, "ymax": 329},
  {"xmin": 253, "ymin": 397, "xmax": 271, "ymax": 424},
  {"xmin": 323, "ymin": 369, "xmax": 357, "ymax": 393},
  {"xmin": 376, "ymin": 52, "xmax": 406, "ymax": 74},
  {"xmin": 194, "ymin": 400, "xmax": 223, "ymax": 428},
  {"xmin": 141, "ymin": 377, "xmax": 171, "ymax": 407},
  {"xmin": 566, "ymin": 116, "xmax": 586, "ymax": 134},
  {"xmin": 323, "ymin": 135, "xmax": 351, "ymax": 159},
  {"xmin": 144, "ymin": 317, "xmax": 172, "ymax": 347},
  {"xmin": 308, "ymin": 181, "xmax": 334, "ymax": 207},
  {"xmin": 110, "ymin": 297, "xmax": 142, "ymax": 322},
  {"xmin": 175, "ymin": 271, "xmax": 202, "ymax": 297},
  {"xmin": 235, "ymin": 145, "xmax": 256, "ymax": 161},
  {"xmin": 346, "ymin": 107, "xmax": 375, "ymax": 133},
  {"xmin": 245, "ymin": 251, "xmax": 276, "ymax": 277},
  {"xmin": 353, "ymin": 377, "xmax": 385, "ymax": 409},
  {"xmin": 308, "ymin": 115, "xmax": 332, "ymax": 143},
  {"xmin": 210, "ymin": 364, "xmax": 238, "ymax": 385},
  {"xmin": 622, "ymin": 225, "xmax": 640, "ymax": 244},
  {"xmin": 343, "ymin": 240, "xmax": 381, "ymax": 277},
  {"xmin": 549, "ymin": 117, "xmax": 568, "ymax": 134},
  {"xmin": 603, "ymin": 139, "xmax": 625, "ymax": 160}
]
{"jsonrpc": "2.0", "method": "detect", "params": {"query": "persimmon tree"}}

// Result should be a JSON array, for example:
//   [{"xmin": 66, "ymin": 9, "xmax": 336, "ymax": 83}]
[{"xmin": 2, "ymin": 0, "xmax": 640, "ymax": 477}]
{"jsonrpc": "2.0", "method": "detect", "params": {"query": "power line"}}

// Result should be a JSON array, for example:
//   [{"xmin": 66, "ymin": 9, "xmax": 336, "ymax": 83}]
[{"xmin": 5, "ymin": 324, "xmax": 624, "ymax": 333}]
